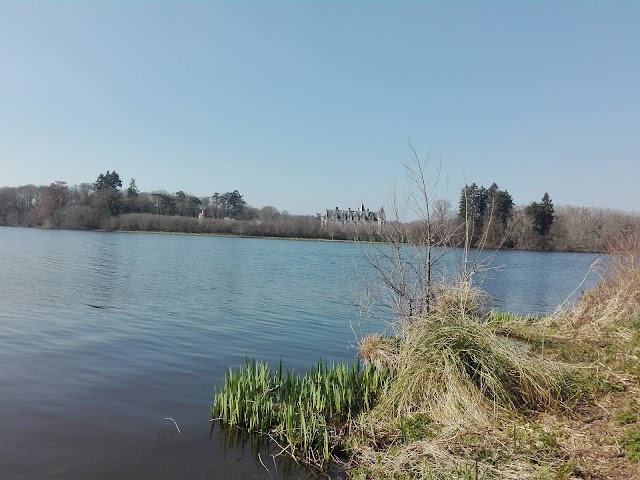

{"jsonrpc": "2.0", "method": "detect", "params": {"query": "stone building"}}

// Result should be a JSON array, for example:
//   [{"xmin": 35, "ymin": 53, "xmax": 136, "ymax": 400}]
[{"xmin": 321, "ymin": 202, "xmax": 385, "ymax": 228}]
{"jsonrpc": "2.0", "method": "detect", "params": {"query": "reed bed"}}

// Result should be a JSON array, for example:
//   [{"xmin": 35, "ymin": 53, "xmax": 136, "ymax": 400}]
[{"xmin": 211, "ymin": 360, "xmax": 392, "ymax": 466}]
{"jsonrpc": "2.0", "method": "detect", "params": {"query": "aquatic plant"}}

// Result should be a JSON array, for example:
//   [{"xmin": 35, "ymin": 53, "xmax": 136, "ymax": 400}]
[{"xmin": 211, "ymin": 360, "xmax": 391, "ymax": 466}]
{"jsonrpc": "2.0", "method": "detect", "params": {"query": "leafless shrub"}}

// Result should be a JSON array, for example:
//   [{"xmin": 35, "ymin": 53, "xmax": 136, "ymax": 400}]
[{"xmin": 358, "ymin": 141, "xmax": 465, "ymax": 330}]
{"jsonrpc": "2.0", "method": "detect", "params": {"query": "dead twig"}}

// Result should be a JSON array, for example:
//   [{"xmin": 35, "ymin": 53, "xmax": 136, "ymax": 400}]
[{"xmin": 164, "ymin": 417, "xmax": 181, "ymax": 434}]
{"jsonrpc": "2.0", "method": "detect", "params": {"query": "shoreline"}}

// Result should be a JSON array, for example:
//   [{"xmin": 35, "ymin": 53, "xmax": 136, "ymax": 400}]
[{"xmin": 0, "ymin": 223, "xmax": 607, "ymax": 253}]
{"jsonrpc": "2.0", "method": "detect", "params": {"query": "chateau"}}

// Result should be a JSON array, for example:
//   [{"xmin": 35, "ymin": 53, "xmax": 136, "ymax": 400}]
[{"xmin": 321, "ymin": 202, "xmax": 385, "ymax": 228}]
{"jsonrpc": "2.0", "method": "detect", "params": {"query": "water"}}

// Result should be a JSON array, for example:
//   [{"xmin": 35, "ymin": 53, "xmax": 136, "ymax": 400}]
[{"xmin": 0, "ymin": 227, "xmax": 601, "ymax": 479}]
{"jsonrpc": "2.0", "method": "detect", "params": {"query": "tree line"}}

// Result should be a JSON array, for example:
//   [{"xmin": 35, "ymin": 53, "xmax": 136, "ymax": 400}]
[
  {"xmin": 457, "ymin": 183, "xmax": 557, "ymax": 250},
  {"xmin": 0, "ymin": 171, "xmax": 257, "ymax": 226},
  {"xmin": 399, "ymin": 182, "xmax": 638, "ymax": 253},
  {"xmin": 0, "ymin": 170, "xmax": 358, "ymax": 240},
  {"xmin": 93, "ymin": 171, "xmax": 254, "ymax": 220},
  {"xmin": 0, "ymin": 171, "xmax": 638, "ymax": 252}
]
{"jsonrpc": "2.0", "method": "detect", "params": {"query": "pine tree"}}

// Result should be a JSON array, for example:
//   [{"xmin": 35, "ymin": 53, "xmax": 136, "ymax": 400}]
[
  {"xmin": 460, "ymin": 183, "xmax": 513, "ymax": 247},
  {"xmin": 127, "ymin": 178, "xmax": 139, "ymax": 198},
  {"xmin": 94, "ymin": 171, "xmax": 123, "ymax": 215},
  {"xmin": 526, "ymin": 192, "xmax": 555, "ymax": 237}
]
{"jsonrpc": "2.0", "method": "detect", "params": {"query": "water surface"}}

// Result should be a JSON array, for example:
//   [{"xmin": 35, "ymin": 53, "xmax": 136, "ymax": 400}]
[{"xmin": 0, "ymin": 227, "xmax": 601, "ymax": 479}]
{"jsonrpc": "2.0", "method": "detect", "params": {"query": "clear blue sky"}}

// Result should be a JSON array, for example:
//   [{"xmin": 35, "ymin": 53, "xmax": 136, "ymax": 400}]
[{"xmin": 1, "ymin": 1, "xmax": 638, "ymax": 214}]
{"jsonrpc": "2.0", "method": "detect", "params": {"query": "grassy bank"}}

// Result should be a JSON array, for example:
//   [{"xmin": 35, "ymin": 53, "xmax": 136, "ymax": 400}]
[{"xmin": 211, "ymin": 232, "xmax": 640, "ymax": 478}]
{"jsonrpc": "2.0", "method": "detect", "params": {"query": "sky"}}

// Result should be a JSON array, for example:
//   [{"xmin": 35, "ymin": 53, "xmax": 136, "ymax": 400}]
[{"xmin": 0, "ymin": 1, "xmax": 639, "ymax": 215}]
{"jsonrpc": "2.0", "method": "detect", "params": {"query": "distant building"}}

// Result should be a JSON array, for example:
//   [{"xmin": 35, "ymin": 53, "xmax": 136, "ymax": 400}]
[{"xmin": 321, "ymin": 202, "xmax": 385, "ymax": 229}]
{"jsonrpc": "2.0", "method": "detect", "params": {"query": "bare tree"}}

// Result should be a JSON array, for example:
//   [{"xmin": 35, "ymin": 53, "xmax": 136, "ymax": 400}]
[
  {"xmin": 359, "ymin": 140, "xmax": 462, "ymax": 328},
  {"xmin": 356, "ymin": 140, "xmax": 521, "ymax": 334}
]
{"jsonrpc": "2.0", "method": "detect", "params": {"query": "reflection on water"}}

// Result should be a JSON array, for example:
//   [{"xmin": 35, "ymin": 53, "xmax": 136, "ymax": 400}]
[
  {"xmin": 212, "ymin": 423, "xmax": 338, "ymax": 480},
  {"xmin": 0, "ymin": 227, "xmax": 600, "ymax": 479}
]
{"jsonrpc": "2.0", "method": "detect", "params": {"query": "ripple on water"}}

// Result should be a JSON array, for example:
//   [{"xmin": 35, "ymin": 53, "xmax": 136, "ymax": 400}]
[{"xmin": 0, "ymin": 227, "xmax": 601, "ymax": 479}]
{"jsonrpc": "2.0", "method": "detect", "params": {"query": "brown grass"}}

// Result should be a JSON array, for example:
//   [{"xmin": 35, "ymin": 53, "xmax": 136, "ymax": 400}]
[
  {"xmin": 559, "ymin": 228, "xmax": 640, "ymax": 336},
  {"xmin": 359, "ymin": 334, "xmax": 400, "ymax": 371},
  {"xmin": 349, "ymin": 228, "xmax": 640, "ymax": 479},
  {"xmin": 382, "ymin": 314, "xmax": 568, "ymax": 423}
]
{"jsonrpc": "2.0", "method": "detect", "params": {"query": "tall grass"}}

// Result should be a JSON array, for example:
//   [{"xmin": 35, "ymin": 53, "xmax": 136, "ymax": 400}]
[
  {"xmin": 359, "ymin": 334, "xmax": 400, "ymax": 371},
  {"xmin": 211, "ymin": 229, "xmax": 640, "ymax": 477},
  {"xmin": 382, "ymin": 314, "xmax": 568, "ymax": 428},
  {"xmin": 350, "ymin": 284, "xmax": 574, "ymax": 479},
  {"xmin": 560, "ymin": 227, "xmax": 640, "ymax": 336},
  {"xmin": 211, "ymin": 360, "xmax": 391, "ymax": 466}
]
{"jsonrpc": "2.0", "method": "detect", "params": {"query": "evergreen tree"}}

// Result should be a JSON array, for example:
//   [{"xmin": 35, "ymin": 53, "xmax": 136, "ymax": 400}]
[
  {"xmin": 487, "ymin": 183, "xmax": 514, "ymax": 223},
  {"xmin": 127, "ymin": 178, "xmax": 139, "ymax": 198},
  {"xmin": 94, "ymin": 171, "xmax": 123, "ymax": 215},
  {"xmin": 221, "ymin": 190, "xmax": 247, "ymax": 218},
  {"xmin": 94, "ymin": 171, "xmax": 122, "ymax": 191},
  {"xmin": 459, "ymin": 183, "xmax": 513, "ymax": 247},
  {"xmin": 525, "ymin": 192, "xmax": 555, "ymax": 237},
  {"xmin": 539, "ymin": 192, "xmax": 555, "ymax": 235},
  {"xmin": 459, "ymin": 183, "xmax": 488, "ymax": 222}
]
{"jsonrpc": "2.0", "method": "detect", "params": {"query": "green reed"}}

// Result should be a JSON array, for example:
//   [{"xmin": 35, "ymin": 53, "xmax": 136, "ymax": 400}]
[
  {"xmin": 211, "ymin": 359, "xmax": 391, "ymax": 466},
  {"xmin": 486, "ymin": 311, "xmax": 544, "ymax": 326}
]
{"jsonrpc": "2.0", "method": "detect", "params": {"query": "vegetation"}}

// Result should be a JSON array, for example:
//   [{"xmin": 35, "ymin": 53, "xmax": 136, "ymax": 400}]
[
  {"xmin": 459, "ymin": 182, "xmax": 514, "ymax": 249},
  {"xmin": 459, "ymin": 185, "xmax": 558, "ymax": 250},
  {"xmin": 525, "ymin": 192, "xmax": 555, "ymax": 238},
  {"xmin": 208, "ymin": 144, "xmax": 639, "ymax": 478},
  {"xmin": 211, "ymin": 249, "xmax": 640, "ymax": 478},
  {"xmin": 0, "ymin": 171, "xmax": 384, "ymax": 241},
  {"xmin": 210, "ymin": 360, "xmax": 392, "ymax": 467},
  {"xmin": 359, "ymin": 144, "xmax": 461, "ymax": 322},
  {"xmin": 1, "ymin": 169, "xmax": 639, "ymax": 251},
  {"xmin": 346, "ymin": 226, "xmax": 639, "ymax": 479},
  {"xmin": 623, "ymin": 429, "xmax": 640, "ymax": 463},
  {"xmin": 208, "ymin": 144, "xmax": 640, "ymax": 478}
]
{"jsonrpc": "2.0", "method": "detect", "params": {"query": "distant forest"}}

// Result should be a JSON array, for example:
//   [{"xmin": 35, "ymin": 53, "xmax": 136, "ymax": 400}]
[{"xmin": 0, "ymin": 171, "xmax": 638, "ymax": 252}]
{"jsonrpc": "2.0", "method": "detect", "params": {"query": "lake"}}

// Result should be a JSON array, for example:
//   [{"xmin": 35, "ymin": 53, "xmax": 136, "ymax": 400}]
[{"xmin": 0, "ymin": 227, "xmax": 601, "ymax": 479}]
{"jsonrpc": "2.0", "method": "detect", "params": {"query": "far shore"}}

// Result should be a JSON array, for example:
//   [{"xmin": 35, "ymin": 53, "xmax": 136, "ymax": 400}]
[{"xmin": 0, "ymin": 223, "xmax": 607, "ymax": 252}]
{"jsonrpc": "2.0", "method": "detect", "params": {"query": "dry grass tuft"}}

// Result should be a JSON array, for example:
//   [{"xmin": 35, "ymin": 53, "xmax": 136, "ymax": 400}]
[
  {"xmin": 350, "ymin": 277, "xmax": 589, "ymax": 478},
  {"xmin": 354, "ymin": 446, "xmax": 544, "ymax": 480},
  {"xmin": 358, "ymin": 334, "xmax": 400, "ymax": 371},
  {"xmin": 349, "ymin": 418, "xmax": 560, "ymax": 480},
  {"xmin": 430, "ymin": 281, "xmax": 491, "ymax": 321},
  {"xmin": 383, "ymin": 314, "xmax": 568, "ymax": 426}
]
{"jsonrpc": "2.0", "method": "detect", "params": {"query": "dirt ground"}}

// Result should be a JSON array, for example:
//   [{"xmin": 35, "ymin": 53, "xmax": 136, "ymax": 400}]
[{"xmin": 538, "ymin": 388, "xmax": 640, "ymax": 480}]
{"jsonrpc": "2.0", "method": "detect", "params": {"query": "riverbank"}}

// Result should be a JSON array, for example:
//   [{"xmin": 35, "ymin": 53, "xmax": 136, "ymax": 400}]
[
  {"xmin": 211, "ymin": 234, "xmax": 640, "ymax": 478},
  {"xmin": 348, "ymin": 286, "xmax": 640, "ymax": 479},
  {"xmin": 0, "ymin": 220, "xmax": 617, "ymax": 253}
]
